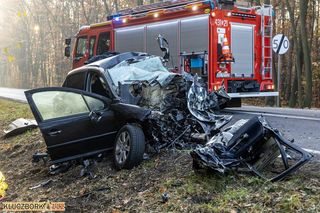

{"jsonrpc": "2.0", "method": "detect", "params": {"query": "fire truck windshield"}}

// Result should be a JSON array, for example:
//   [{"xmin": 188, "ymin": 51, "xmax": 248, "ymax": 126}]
[{"xmin": 107, "ymin": 56, "xmax": 177, "ymax": 91}]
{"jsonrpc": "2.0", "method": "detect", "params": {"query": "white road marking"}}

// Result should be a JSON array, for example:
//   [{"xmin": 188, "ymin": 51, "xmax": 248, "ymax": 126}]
[
  {"xmin": 303, "ymin": 148, "xmax": 320, "ymax": 155},
  {"xmin": 227, "ymin": 110, "xmax": 320, "ymax": 122}
]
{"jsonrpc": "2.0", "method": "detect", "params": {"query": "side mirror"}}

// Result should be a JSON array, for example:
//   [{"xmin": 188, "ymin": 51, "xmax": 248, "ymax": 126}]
[
  {"xmin": 65, "ymin": 38, "xmax": 71, "ymax": 45},
  {"xmin": 157, "ymin": 34, "xmax": 170, "ymax": 61},
  {"xmin": 65, "ymin": 46, "xmax": 71, "ymax": 58}
]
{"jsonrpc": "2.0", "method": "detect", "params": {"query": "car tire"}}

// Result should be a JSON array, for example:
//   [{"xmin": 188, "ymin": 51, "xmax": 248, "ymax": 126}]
[{"xmin": 113, "ymin": 124, "xmax": 145, "ymax": 170}]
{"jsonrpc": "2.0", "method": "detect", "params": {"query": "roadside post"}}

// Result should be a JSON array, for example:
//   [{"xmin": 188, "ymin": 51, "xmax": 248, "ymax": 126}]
[{"xmin": 272, "ymin": 34, "xmax": 290, "ymax": 107}]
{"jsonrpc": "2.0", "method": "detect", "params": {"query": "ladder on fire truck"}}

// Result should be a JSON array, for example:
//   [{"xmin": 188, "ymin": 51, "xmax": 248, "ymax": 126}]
[
  {"xmin": 115, "ymin": 0, "xmax": 211, "ymax": 16},
  {"xmin": 260, "ymin": 4, "xmax": 273, "ymax": 80}
]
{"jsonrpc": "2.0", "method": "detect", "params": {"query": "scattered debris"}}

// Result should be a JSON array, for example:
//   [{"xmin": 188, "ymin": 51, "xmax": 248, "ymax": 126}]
[
  {"xmin": 49, "ymin": 162, "xmax": 72, "ymax": 175},
  {"xmin": 29, "ymin": 179, "xmax": 53, "ymax": 190},
  {"xmin": 80, "ymin": 160, "xmax": 97, "ymax": 179},
  {"xmin": 161, "ymin": 192, "xmax": 170, "ymax": 203},
  {"xmin": 191, "ymin": 116, "xmax": 313, "ymax": 181},
  {"xmin": 3, "ymin": 118, "xmax": 37, "ymax": 138},
  {"xmin": 143, "ymin": 153, "xmax": 150, "ymax": 160},
  {"xmin": 32, "ymin": 152, "xmax": 48, "ymax": 163},
  {"xmin": 76, "ymin": 187, "xmax": 111, "ymax": 199}
]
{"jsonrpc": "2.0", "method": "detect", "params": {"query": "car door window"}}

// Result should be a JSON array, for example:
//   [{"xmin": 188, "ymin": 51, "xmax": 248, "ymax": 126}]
[
  {"xmin": 89, "ymin": 36, "xmax": 96, "ymax": 58},
  {"xmin": 32, "ymin": 91, "xmax": 106, "ymax": 121},
  {"xmin": 96, "ymin": 32, "xmax": 110, "ymax": 55},
  {"xmin": 63, "ymin": 72, "xmax": 86, "ymax": 90},
  {"xmin": 84, "ymin": 96, "xmax": 105, "ymax": 111},
  {"xmin": 76, "ymin": 36, "xmax": 87, "ymax": 58},
  {"xmin": 89, "ymin": 73, "xmax": 109, "ymax": 97}
]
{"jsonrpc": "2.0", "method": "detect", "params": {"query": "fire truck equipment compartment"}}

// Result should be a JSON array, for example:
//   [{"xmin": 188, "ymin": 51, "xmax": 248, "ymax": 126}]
[{"xmin": 231, "ymin": 23, "xmax": 254, "ymax": 78}]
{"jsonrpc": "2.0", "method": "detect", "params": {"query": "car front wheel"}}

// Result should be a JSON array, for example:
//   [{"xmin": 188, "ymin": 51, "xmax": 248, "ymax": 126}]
[{"xmin": 113, "ymin": 124, "xmax": 145, "ymax": 170}]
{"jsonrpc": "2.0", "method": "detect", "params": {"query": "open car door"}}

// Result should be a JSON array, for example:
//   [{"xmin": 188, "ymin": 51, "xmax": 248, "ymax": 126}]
[{"xmin": 25, "ymin": 87, "xmax": 119, "ymax": 164}]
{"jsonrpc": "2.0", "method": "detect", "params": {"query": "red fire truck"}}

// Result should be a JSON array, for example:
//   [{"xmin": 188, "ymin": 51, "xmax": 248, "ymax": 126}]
[{"xmin": 65, "ymin": 0, "xmax": 278, "ymax": 98}]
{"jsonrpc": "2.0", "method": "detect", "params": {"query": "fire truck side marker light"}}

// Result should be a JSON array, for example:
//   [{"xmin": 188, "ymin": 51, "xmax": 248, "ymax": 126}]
[{"xmin": 154, "ymin": 13, "xmax": 159, "ymax": 18}]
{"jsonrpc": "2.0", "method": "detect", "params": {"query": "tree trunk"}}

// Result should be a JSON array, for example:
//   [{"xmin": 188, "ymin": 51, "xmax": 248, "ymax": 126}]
[
  {"xmin": 114, "ymin": 0, "xmax": 119, "ymax": 12},
  {"xmin": 137, "ymin": 0, "xmax": 144, "ymax": 6},
  {"xmin": 300, "ymin": 0, "xmax": 313, "ymax": 107},
  {"xmin": 102, "ymin": 0, "xmax": 111, "ymax": 15},
  {"xmin": 286, "ymin": 0, "xmax": 302, "ymax": 107}
]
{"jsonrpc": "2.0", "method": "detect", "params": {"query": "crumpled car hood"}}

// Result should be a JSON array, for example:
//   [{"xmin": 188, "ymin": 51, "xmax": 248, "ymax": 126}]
[
  {"xmin": 100, "ymin": 53, "xmax": 232, "ymax": 149},
  {"xmin": 108, "ymin": 56, "xmax": 178, "ymax": 88}
]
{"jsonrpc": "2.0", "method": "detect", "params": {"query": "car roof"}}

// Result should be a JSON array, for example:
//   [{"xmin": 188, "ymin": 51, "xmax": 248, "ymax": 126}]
[
  {"xmin": 67, "ymin": 52, "xmax": 150, "ymax": 77},
  {"xmin": 89, "ymin": 52, "xmax": 150, "ymax": 69}
]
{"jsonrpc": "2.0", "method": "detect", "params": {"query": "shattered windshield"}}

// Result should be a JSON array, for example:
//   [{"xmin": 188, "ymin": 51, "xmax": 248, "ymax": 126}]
[{"xmin": 107, "ymin": 56, "xmax": 177, "ymax": 90}]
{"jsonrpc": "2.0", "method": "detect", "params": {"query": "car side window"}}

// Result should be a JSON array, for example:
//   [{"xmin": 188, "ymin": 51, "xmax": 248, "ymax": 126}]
[
  {"xmin": 33, "ymin": 91, "xmax": 90, "ymax": 121},
  {"xmin": 89, "ymin": 73, "xmax": 109, "ymax": 97},
  {"xmin": 76, "ymin": 36, "xmax": 87, "ymax": 58},
  {"xmin": 89, "ymin": 36, "xmax": 96, "ymax": 58},
  {"xmin": 96, "ymin": 32, "xmax": 110, "ymax": 55},
  {"xmin": 84, "ymin": 96, "xmax": 105, "ymax": 111},
  {"xmin": 63, "ymin": 72, "xmax": 86, "ymax": 90},
  {"xmin": 32, "ymin": 91, "xmax": 106, "ymax": 121}
]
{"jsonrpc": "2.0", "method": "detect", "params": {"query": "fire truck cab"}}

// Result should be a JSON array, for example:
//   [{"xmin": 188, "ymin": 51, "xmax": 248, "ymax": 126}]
[{"xmin": 66, "ymin": 0, "xmax": 278, "ymax": 99}]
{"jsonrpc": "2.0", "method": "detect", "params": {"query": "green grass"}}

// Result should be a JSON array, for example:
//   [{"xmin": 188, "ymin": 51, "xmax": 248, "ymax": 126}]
[
  {"xmin": 0, "ymin": 99, "xmax": 40, "ymax": 152},
  {"xmin": 0, "ymin": 99, "xmax": 33, "ymax": 122}
]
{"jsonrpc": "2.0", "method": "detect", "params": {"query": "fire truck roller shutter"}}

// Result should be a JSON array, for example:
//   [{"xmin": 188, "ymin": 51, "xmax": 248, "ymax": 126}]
[
  {"xmin": 180, "ymin": 15, "xmax": 209, "ymax": 53},
  {"xmin": 146, "ymin": 21, "xmax": 179, "ymax": 68},
  {"xmin": 115, "ymin": 26, "xmax": 145, "ymax": 53},
  {"xmin": 231, "ymin": 23, "xmax": 254, "ymax": 78}
]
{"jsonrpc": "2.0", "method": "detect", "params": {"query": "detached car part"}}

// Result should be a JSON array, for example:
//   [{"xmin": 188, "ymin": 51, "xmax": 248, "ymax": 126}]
[
  {"xmin": 191, "ymin": 116, "xmax": 313, "ymax": 181},
  {"xmin": 4, "ymin": 118, "xmax": 37, "ymax": 138}
]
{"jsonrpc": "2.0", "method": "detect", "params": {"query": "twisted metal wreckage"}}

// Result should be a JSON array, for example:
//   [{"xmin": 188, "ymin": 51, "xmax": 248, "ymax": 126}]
[
  {"xmin": 28, "ymin": 53, "xmax": 311, "ymax": 181},
  {"xmin": 109, "ymin": 54, "xmax": 312, "ymax": 181},
  {"xmin": 101, "ymin": 53, "xmax": 233, "ymax": 150}
]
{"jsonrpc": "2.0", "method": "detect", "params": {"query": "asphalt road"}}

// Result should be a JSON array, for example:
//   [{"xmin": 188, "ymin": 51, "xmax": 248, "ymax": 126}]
[
  {"xmin": 0, "ymin": 87, "xmax": 27, "ymax": 103},
  {"xmin": 0, "ymin": 87, "xmax": 319, "ymax": 159},
  {"xmin": 223, "ymin": 107, "xmax": 320, "ymax": 159}
]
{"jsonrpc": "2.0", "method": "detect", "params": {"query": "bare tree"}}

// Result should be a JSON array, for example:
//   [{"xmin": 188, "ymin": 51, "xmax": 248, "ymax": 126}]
[{"xmin": 300, "ymin": 0, "xmax": 313, "ymax": 107}]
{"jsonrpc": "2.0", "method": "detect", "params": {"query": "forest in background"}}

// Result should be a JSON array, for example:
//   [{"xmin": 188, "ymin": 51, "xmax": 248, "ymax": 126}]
[{"xmin": 0, "ymin": 0, "xmax": 319, "ymax": 108}]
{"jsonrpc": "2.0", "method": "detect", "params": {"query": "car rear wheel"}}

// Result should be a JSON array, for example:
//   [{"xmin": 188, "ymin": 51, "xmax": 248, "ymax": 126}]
[{"xmin": 113, "ymin": 124, "xmax": 145, "ymax": 170}]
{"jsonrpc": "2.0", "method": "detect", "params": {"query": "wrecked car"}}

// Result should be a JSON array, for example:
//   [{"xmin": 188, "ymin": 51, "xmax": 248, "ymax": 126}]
[
  {"xmin": 191, "ymin": 116, "xmax": 313, "ymax": 181},
  {"xmin": 25, "ymin": 52, "xmax": 231, "ymax": 170}
]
